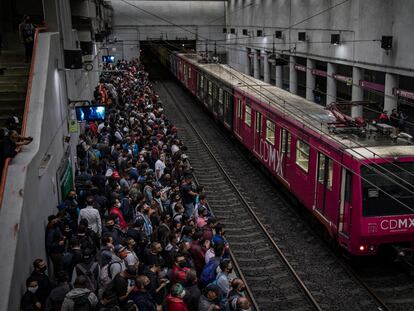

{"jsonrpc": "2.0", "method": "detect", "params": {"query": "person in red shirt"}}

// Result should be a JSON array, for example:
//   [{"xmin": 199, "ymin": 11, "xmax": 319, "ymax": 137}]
[
  {"xmin": 109, "ymin": 198, "xmax": 127, "ymax": 230},
  {"xmin": 167, "ymin": 283, "xmax": 188, "ymax": 311},
  {"xmin": 171, "ymin": 253, "xmax": 190, "ymax": 285}
]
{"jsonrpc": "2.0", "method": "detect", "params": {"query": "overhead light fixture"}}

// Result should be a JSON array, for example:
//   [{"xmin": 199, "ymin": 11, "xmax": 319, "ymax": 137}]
[
  {"xmin": 298, "ymin": 32, "xmax": 306, "ymax": 42},
  {"xmin": 331, "ymin": 34, "xmax": 340, "ymax": 45},
  {"xmin": 381, "ymin": 36, "xmax": 393, "ymax": 50}
]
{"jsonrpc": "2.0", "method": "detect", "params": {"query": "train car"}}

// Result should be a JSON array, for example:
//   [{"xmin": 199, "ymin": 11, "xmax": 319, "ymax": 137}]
[
  {"xmin": 173, "ymin": 53, "xmax": 234, "ymax": 129},
  {"xmin": 169, "ymin": 52, "xmax": 414, "ymax": 257}
]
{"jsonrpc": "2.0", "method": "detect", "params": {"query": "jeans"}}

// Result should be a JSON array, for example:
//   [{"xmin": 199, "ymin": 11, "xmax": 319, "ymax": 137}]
[{"xmin": 184, "ymin": 203, "xmax": 195, "ymax": 218}]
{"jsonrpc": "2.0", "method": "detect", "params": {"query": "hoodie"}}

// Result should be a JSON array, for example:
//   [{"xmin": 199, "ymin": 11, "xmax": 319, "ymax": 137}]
[
  {"xmin": 61, "ymin": 288, "xmax": 98, "ymax": 311},
  {"xmin": 167, "ymin": 295, "xmax": 188, "ymax": 311}
]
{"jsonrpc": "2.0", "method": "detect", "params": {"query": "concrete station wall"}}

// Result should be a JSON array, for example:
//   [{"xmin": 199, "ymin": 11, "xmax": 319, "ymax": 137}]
[
  {"xmin": 225, "ymin": 0, "xmax": 414, "ymax": 77},
  {"xmin": 0, "ymin": 31, "xmax": 99, "ymax": 311},
  {"xmin": 109, "ymin": 0, "xmax": 226, "ymax": 60}
]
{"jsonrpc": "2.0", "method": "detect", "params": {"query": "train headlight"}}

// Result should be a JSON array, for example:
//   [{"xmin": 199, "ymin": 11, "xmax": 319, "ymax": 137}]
[{"xmin": 359, "ymin": 245, "xmax": 365, "ymax": 251}]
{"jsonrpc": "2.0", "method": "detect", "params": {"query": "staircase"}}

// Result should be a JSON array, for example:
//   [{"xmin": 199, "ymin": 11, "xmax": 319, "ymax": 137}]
[{"xmin": 0, "ymin": 51, "xmax": 30, "ymax": 129}]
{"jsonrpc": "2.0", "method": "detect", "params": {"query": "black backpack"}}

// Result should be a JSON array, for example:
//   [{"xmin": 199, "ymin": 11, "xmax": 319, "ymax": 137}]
[{"xmin": 72, "ymin": 294, "xmax": 92, "ymax": 311}]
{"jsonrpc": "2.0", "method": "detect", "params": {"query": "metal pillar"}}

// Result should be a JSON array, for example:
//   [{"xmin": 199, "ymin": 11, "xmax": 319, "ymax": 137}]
[
  {"xmin": 306, "ymin": 58, "xmax": 315, "ymax": 101},
  {"xmin": 327, "ymin": 62, "xmax": 337, "ymax": 105},
  {"xmin": 289, "ymin": 55, "xmax": 297, "ymax": 94},
  {"xmin": 351, "ymin": 67, "xmax": 364, "ymax": 117}
]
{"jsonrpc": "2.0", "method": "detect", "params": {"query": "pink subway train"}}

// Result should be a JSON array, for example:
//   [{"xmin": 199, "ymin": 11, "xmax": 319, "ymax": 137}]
[{"xmin": 168, "ymin": 52, "xmax": 414, "ymax": 256}]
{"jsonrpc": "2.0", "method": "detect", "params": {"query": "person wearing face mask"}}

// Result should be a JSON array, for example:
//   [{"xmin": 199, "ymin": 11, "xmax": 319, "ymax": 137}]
[
  {"xmin": 102, "ymin": 216, "xmax": 125, "ymax": 246},
  {"xmin": 198, "ymin": 284, "xmax": 221, "ymax": 311},
  {"xmin": 128, "ymin": 275, "xmax": 157, "ymax": 311},
  {"xmin": 30, "ymin": 259, "xmax": 52, "ymax": 307},
  {"xmin": 167, "ymin": 283, "xmax": 189, "ymax": 311},
  {"xmin": 124, "ymin": 237, "xmax": 139, "ymax": 268},
  {"xmin": 235, "ymin": 297, "xmax": 252, "ymax": 311},
  {"xmin": 109, "ymin": 198, "xmax": 127, "ymax": 230},
  {"xmin": 71, "ymin": 248, "xmax": 100, "ymax": 293},
  {"xmin": 171, "ymin": 253, "xmax": 190, "ymax": 285},
  {"xmin": 228, "ymin": 279, "xmax": 247, "ymax": 311},
  {"xmin": 215, "ymin": 259, "xmax": 233, "ymax": 308},
  {"xmin": 21, "ymin": 277, "xmax": 42, "ymax": 311}
]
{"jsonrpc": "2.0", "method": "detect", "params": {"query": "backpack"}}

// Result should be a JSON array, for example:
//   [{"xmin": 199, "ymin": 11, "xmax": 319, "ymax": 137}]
[
  {"xmin": 71, "ymin": 293, "xmax": 92, "ymax": 311},
  {"xmin": 76, "ymin": 262, "xmax": 98, "ymax": 293},
  {"xmin": 200, "ymin": 257, "xmax": 220, "ymax": 286},
  {"xmin": 99, "ymin": 260, "xmax": 123, "ymax": 289}
]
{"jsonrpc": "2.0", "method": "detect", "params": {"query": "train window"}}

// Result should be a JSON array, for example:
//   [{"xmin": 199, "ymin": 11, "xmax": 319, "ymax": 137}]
[
  {"xmin": 237, "ymin": 99, "xmax": 242, "ymax": 118},
  {"xmin": 200, "ymin": 75, "xmax": 204, "ymax": 88},
  {"xmin": 244, "ymin": 105, "xmax": 252, "ymax": 127},
  {"xmin": 255, "ymin": 112, "xmax": 262, "ymax": 133},
  {"xmin": 266, "ymin": 120, "xmax": 275, "ymax": 145},
  {"xmin": 361, "ymin": 163, "xmax": 414, "ymax": 217},
  {"xmin": 345, "ymin": 170, "xmax": 352, "ymax": 203},
  {"xmin": 318, "ymin": 153, "xmax": 333, "ymax": 189},
  {"xmin": 188, "ymin": 67, "xmax": 191, "ymax": 79},
  {"xmin": 208, "ymin": 81, "xmax": 212, "ymax": 96},
  {"xmin": 219, "ymin": 88, "xmax": 223, "ymax": 104},
  {"xmin": 296, "ymin": 140, "xmax": 310, "ymax": 173},
  {"xmin": 280, "ymin": 129, "xmax": 291, "ymax": 158}
]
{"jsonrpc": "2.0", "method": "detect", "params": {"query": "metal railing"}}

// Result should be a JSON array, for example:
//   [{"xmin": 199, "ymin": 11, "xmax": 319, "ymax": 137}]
[{"xmin": 0, "ymin": 27, "xmax": 45, "ymax": 208}]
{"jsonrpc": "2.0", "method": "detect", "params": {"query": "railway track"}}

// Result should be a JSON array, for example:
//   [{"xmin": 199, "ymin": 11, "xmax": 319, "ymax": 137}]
[
  {"xmin": 145, "ymin": 56, "xmax": 414, "ymax": 310},
  {"xmin": 156, "ymin": 82, "xmax": 322, "ymax": 311}
]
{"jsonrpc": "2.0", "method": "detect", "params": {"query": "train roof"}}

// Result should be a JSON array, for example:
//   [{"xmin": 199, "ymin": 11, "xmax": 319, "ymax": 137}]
[{"xmin": 176, "ymin": 53, "xmax": 414, "ymax": 159}]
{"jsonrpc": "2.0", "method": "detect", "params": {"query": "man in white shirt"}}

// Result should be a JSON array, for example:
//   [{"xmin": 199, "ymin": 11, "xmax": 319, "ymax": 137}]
[
  {"xmin": 155, "ymin": 153, "xmax": 166, "ymax": 180},
  {"xmin": 78, "ymin": 196, "xmax": 102, "ymax": 237}
]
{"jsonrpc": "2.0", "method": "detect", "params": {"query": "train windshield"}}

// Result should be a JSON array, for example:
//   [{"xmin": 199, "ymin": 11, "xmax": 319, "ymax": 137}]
[{"xmin": 361, "ymin": 162, "xmax": 414, "ymax": 217}]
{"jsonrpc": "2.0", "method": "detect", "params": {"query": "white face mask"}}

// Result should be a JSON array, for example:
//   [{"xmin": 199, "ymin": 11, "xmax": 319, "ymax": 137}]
[
  {"xmin": 116, "ymin": 202, "xmax": 121, "ymax": 208},
  {"xmin": 28, "ymin": 286, "xmax": 38, "ymax": 293},
  {"xmin": 179, "ymin": 289, "xmax": 186, "ymax": 298}
]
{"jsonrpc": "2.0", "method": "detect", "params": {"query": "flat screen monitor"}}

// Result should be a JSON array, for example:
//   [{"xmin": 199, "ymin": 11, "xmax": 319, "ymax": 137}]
[
  {"xmin": 102, "ymin": 55, "xmax": 115, "ymax": 63},
  {"xmin": 75, "ymin": 105, "xmax": 106, "ymax": 122}
]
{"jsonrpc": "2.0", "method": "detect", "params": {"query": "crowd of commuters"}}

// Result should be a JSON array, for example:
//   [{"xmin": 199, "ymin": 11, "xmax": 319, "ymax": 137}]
[{"xmin": 20, "ymin": 59, "xmax": 251, "ymax": 311}]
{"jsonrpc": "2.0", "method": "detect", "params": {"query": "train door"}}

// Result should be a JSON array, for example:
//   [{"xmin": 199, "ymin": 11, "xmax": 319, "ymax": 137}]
[
  {"xmin": 234, "ymin": 97, "xmax": 243, "ymax": 136},
  {"xmin": 339, "ymin": 169, "xmax": 352, "ymax": 237},
  {"xmin": 279, "ymin": 128, "xmax": 291, "ymax": 179},
  {"xmin": 315, "ymin": 153, "xmax": 334, "ymax": 215},
  {"xmin": 254, "ymin": 111, "xmax": 262, "ymax": 154}
]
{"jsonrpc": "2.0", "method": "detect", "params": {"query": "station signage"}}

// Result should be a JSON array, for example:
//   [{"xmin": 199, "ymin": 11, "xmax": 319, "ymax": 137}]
[
  {"xmin": 311, "ymin": 69, "xmax": 327, "ymax": 77},
  {"xmin": 393, "ymin": 88, "xmax": 414, "ymax": 100},
  {"xmin": 359, "ymin": 80, "xmax": 385, "ymax": 92},
  {"xmin": 294, "ymin": 64, "xmax": 307, "ymax": 72}
]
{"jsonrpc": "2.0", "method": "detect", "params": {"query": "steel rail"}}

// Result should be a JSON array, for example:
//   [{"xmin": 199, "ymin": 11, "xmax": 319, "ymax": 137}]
[{"xmin": 159, "ymin": 80, "xmax": 322, "ymax": 311}]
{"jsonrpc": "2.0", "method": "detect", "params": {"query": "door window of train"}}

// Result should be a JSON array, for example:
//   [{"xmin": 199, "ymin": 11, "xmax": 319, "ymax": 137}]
[
  {"xmin": 200, "ymin": 75, "xmax": 204, "ymax": 89},
  {"xmin": 280, "ymin": 129, "xmax": 291, "ymax": 158},
  {"xmin": 219, "ymin": 88, "xmax": 223, "ymax": 104},
  {"xmin": 345, "ymin": 170, "xmax": 352, "ymax": 204},
  {"xmin": 237, "ymin": 99, "xmax": 242, "ymax": 118},
  {"xmin": 296, "ymin": 140, "xmax": 310, "ymax": 173},
  {"xmin": 317, "ymin": 153, "xmax": 333, "ymax": 189},
  {"xmin": 265, "ymin": 120, "xmax": 275, "ymax": 145},
  {"xmin": 255, "ymin": 112, "xmax": 262, "ymax": 133},
  {"xmin": 208, "ymin": 81, "xmax": 212, "ymax": 96},
  {"xmin": 188, "ymin": 67, "xmax": 191, "ymax": 79},
  {"xmin": 244, "ymin": 105, "xmax": 252, "ymax": 127}
]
